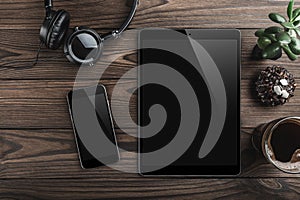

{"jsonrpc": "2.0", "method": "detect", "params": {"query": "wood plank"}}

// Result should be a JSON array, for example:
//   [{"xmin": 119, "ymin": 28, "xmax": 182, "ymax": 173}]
[
  {"xmin": 0, "ymin": 0, "xmax": 298, "ymax": 29},
  {"xmin": 1, "ymin": 78, "xmax": 300, "ymax": 129},
  {"xmin": 0, "ymin": 79, "xmax": 137, "ymax": 129},
  {"xmin": 0, "ymin": 129, "xmax": 137, "ymax": 179},
  {"xmin": 0, "ymin": 178, "xmax": 299, "ymax": 200},
  {"xmin": 0, "ymin": 28, "xmax": 137, "ymax": 80},
  {"xmin": 1, "ymin": 29, "xmax": 300, "ymax": 80},
  {"xmin": 1, "ymin": 128, "xmax": 299, "ymax": 179}
]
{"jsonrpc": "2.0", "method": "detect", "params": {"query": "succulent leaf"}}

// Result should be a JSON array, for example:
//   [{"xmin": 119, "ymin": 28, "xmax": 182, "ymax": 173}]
[
  {"xmin": 258, "ymin": 37, "xmax": 272, "ymax": 49},
  {"xmin": 288, "ymin": 0, "xmax": 294, "ymax": 20},
  {"xmin": 269, "ymin": 13, "xmax": 287, "ymax": 23},
  {"xmin": 282, "ymin": 44, "xmax": 298, "ymax": 60},
  {"xmin": 262, "ymin": 42, "xmax": 282, "ymax": 59},
  {"xmin": 255, "ymin": 29, "xmax": 265, "ymax": 37},
  {"xmin": 281, "ymin": 22, "xmax": 295, "ymax": 29},
  {"xmin": 264, "ymin": 26, "xmax": 283, "ymax": 34},
  {"xmin": 294, "ymin": 20, "xmax": 300, "ymax": 27},
  {"xmin": 276, "ymin": 32, "xmax": 292, "ymax": 44},
  {"xmin": 289, "ymin": 37, "xmax": 300, "ymax": 54},
  {"xmin": 292, "ymin": 8, "xmax": 300, "ymax": 20}
]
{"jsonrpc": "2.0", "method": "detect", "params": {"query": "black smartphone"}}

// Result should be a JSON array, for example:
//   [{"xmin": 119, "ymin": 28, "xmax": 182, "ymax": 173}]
[{"xmin": 67, "ymin": 84, "xmax": 119, "ymax": 169}]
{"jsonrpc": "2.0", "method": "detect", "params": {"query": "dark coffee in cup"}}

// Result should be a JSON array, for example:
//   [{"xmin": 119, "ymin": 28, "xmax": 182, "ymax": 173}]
[{"xmin": 252, "ymin": 117, "xmax": 300, "ymax": 173}]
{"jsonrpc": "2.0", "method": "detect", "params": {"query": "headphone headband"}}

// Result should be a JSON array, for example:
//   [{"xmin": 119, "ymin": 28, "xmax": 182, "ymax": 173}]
[
  {"xmin": 44, "ymin": 0, "xmax": 53, "ymax": 17},
  {"xmin": 44, "ymin": 0, "xmax": 139, "ymax": 39},
  {"xmin": 103, "ymin": 0, "xmax": 139, "ymax": 40},
  {"xmin": 44, "ymin": 0, "xmax": 53, "ymax": 8}
]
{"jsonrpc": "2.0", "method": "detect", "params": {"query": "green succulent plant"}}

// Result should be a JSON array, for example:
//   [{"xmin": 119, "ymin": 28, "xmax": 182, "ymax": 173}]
[{"xmin": 253, "ymin": 0, "xmax": 300, "ymax": 61}]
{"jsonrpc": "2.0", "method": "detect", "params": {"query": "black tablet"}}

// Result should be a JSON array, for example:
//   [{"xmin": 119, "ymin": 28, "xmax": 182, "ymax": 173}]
[{"xmin": 138, "ymin": 29, "xmax": 240, "ymax": 176}]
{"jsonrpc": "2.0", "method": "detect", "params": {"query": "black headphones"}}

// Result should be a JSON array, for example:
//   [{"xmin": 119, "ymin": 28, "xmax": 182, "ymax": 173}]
[{"xmin": 40, "ymin": 0, "xmax": 138, "ymax": 66}]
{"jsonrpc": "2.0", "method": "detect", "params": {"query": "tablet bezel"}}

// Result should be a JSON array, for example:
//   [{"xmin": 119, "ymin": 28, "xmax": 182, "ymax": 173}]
[{"xmin": 138, "ymin": 29, "xmax": 241, "ymax": 176}]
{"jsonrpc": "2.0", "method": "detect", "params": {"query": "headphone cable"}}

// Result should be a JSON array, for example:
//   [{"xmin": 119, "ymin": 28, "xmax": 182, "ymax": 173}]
[
  {"xmin": 33, "ymin": 41, "xmax": 44, "ymax": 66},
  {"xmin": 32, "ymin": 41, "xmax": 65, "ymax": 66}
]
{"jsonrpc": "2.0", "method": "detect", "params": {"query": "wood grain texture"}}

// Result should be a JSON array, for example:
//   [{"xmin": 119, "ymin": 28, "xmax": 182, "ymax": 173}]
[
  {"xmin": 0, "ymin": 78, "xmax": 300, "ymax": 129},
  {"xmin": 1, "ymin": 128, "xmax": 300, "ymax": 179},
  {"xmin": 1, "ymin": 0, "xmax": 300, "ymax": 199},
  {"xmin": 0, "ymin": 28, "xmax": 136, "ymax": 79},
  {"xmin": 0, "ymin": 0, "xmax": 299, "ymax": 29},
  {"xmin": 1, "ymin": 178, "xmax": 299, "ymax": 200},
  {"xmin": 1, "ymin": 129, "xmax": 138, "ymax": 179},
  {"xmin": 2, "ymin": 29, "xmax": 300, "ymax": 80},
  {"xmin": 0, "ymin": 29, "xmax": 300, "ymax": 129}
]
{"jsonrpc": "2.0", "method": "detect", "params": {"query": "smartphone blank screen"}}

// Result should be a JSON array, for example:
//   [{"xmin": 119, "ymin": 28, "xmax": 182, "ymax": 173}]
[{"xmin": 67, "ymin": 85, "xmax": 119, "ymax": 169}]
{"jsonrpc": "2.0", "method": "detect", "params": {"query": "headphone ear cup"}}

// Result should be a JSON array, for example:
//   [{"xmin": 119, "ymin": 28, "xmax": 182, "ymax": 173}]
[
  {"xmin": 47, "ymin": 9, "xmax": 70, "ymax": 50},
  {"xmin": 40, "ymin": 10, "xmax": 56, "ymax": 44},
  {"xmin": 64, "ymin": 27, "xmax": 103, "ymax": 66}
]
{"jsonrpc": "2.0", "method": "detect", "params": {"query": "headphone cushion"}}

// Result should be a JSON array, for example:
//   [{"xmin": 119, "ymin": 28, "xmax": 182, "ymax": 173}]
[{"xmin": 47, "ymin": 10, "xmax": 70, "ymax": 50}]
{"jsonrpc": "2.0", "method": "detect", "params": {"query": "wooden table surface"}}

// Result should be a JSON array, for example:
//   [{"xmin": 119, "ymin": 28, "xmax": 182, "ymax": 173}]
[{"xmin": 1, "ymin": 0, "xmax": 300, "ymax": 199}]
